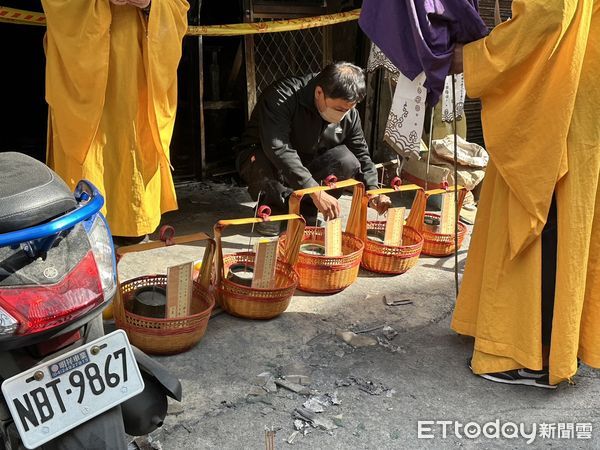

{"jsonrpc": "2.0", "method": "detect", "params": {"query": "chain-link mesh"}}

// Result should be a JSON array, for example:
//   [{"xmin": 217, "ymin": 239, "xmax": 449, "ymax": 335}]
[{"xmin": 254, "ymin": 20, "xmax": 326, "ymax": 96}]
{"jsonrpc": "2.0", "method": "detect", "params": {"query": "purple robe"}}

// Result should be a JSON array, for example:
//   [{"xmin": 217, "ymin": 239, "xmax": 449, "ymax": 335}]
[{"xmin": 359, "ymin": 0, "xmax": 488, "ymax": 106}]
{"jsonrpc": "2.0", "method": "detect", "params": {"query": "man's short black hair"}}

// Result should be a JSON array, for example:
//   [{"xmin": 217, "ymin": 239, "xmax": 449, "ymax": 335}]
[{"xmin": 315, "ymin": 61, "xmax": 366, "ymax": 103}]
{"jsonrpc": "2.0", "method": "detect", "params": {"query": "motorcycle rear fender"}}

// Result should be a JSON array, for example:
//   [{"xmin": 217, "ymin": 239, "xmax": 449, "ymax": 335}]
[{"xmin": 131, "ymin": 346, "xmax": 182, "ymax": 401}]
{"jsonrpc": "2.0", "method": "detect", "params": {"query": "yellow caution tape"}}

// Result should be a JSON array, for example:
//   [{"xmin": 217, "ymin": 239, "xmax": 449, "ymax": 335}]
[
  {"xmin": 187, "ymin": 9, "xmax": 360, "ymax": 36},
  {"xmin": 0, "ymin": 6, "xmax": 46, "ymax": 26},
  {"xmin": 0, "ymin": 6, "xmax": 360, "ymax": 35}
]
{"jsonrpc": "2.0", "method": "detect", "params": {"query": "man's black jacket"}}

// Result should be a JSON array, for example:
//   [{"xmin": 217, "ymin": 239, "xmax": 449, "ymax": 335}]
[{"xmin": 237, "ymin": 74, "xmax": 379, "ymax": 190}]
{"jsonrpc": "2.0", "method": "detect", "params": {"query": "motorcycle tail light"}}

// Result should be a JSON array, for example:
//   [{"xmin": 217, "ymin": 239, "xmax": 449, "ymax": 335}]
[
  {"xmin": 87, "ymin": 215, "xmax": 117, "ymax": 301},
  {"xmin": 0, "ymin": 251, "xmax": 104, "ymax": 336}
]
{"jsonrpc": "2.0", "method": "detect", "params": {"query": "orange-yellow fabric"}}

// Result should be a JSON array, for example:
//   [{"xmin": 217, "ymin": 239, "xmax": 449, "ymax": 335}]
[
  {"xmin": 43, "ymin": 0, "xmax": 189, "ymax": 236},
  {"xmin": 452, "ymin": 0, "xmax": 600, "ymax": 385}
]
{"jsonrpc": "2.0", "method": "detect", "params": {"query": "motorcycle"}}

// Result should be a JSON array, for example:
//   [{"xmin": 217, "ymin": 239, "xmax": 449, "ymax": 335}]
[{"xmin": 0, "ymin": 152, "xmax": 182, "ymax": 449}]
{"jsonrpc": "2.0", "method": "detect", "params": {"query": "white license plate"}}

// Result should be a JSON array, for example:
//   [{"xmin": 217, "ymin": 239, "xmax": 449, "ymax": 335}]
[{"xmin": 1, "ymin": 330, "xmax": 144, "ymax": 449}]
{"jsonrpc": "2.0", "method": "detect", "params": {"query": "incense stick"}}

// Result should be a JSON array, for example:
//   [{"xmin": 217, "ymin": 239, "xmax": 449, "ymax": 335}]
[
  {"xmin": 244, "ymin": 190, "xmax": 263, "ymax": 274},
  {"xmin": 452, "ymin": 75, "xmax": 459, "ymax": 298}
]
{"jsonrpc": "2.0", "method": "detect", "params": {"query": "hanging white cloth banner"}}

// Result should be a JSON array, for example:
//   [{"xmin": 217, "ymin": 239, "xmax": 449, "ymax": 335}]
[
  {"xmin": 441, "ymin": 73, "xmax": 466, "ymax": 122},
  {"xmin": 366, "ymin": 44, "xmax": 400, "ymax": 80},
  {"xmin": 383, "ymin": 71, "xmax": 427, "ymax": 160}
]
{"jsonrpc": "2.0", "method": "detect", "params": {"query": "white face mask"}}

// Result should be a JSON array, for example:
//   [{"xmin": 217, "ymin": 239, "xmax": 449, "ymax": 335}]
[{"xmin": 319, "ymin": 107, "xmax": 348, "ymax": 124}]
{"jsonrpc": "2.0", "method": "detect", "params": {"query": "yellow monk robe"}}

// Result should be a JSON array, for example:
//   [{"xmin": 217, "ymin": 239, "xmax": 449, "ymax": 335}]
[
  {"xmin": 43, "ymin": 0, "xmax": 189, "ymax": 237},
  {"xmin": 451, "ymin": 0, "xmax": 600, "ymax": 385}
]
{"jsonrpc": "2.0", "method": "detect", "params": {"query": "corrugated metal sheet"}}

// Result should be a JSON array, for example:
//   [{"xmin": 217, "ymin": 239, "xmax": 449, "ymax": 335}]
[{"xmin": 466, "ymin": 0, "xmax": 513, "ymax": 148}]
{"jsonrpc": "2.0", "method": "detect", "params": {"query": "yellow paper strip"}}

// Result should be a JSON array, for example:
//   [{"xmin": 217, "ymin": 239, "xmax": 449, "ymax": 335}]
[
  {"xmin": 440, "ymin": 192, "xmax": 456, "ymax": 234},
  {"xmin": 252, "ymin": 238, "xmax": 279, "ymax": 289},
  {"xmin": 384, "ymin": 207, "xmax": 405, "ymax": 246},
  {"xmin": 324, "ymin": 218, "xmax": 342, "ymax": 257},
  {"xmin": 166, "ymin": 261, "xmax": 193, "ymax": 319}
]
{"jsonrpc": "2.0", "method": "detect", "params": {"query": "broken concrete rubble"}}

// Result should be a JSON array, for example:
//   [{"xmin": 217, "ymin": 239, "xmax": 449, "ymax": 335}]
[
  {"xmin": 302, "ymin": 397, "xmax": 325, "ymax": 413},
  {"xmin": 257, "ymin": 372, "xmax": 278, "ymax": 393},
  {"xmin": 382, "ymin": 325, "xmax": 398, "ymax": 340},
  {"xmin": 335, "ymin": 329, "xmax": 378, "ymax": 348},
  {"xmin": 293, "ymin": 407, "xmax": 338, "ymax": 432},
  {"xmin": 335, "ymin": 376, "xmax": 393, "ymax": 396},
  {"xmin": 274, "ymin": 378, "xmax": 315, "ymax": 395},
  {"xmin": 376, "ymin": 336, "xmax": 404, "ymax": 353}
]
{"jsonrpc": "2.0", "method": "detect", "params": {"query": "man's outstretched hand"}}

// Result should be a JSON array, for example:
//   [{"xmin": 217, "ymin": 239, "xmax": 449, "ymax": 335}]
[
  {"xmin": 310, "ymin": 191, "xmax": 341, "ymax": 221},
  {"xmin": 368, "ymin": 194, "xmax": 392, "ymax": 215}
]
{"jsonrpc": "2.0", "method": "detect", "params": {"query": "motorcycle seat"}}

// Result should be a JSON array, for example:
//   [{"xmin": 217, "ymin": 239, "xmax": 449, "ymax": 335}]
[{"xmin": 0, "ymin": 152, "xmax": 77, "ymax": 234}]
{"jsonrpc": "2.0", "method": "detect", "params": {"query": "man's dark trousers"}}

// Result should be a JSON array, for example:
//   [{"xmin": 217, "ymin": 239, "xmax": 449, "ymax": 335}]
[{"xmin": 238, "ymin": 145, "xmax": 364, "ymax": 218}]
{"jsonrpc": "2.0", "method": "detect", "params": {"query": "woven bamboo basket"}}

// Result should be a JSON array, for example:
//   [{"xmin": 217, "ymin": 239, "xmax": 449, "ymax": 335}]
[
  {"xmin": 406, "ymin": 187, "xmax": 469, "ymax": 257},
  {"xmin": 362, "ymin": 224, "xmax": 423, "ymax": 274},
  {"xmin": 287, "ymin": 177, "xmax": 366, "ymax": 294},
  {"xmin": 282, "ymin": 226, "xmax": 364, "ymax": 293},
  {"xmin": 360, "ymin": 179, "xmax": 424, "ymax": 275},
  {"xmin": 118, "ymin": 275, "xmax": 213, "ymax": 355},
  {"xmin": 113, "ymin": 227, "xmax": 216, "ymax": 355},
  {"xmin": 215, "ymin": 212, "xmax": 305, "ymax": 319},
  {"xmin": 421, "ymin": 213, "xmax": 468, "ymax": 257}
]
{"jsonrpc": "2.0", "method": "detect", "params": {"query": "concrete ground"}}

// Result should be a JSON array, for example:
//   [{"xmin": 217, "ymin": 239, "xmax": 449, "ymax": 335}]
[{"xmin": 118, "ymin": 182, "xmax": 600, "ymax": 450}]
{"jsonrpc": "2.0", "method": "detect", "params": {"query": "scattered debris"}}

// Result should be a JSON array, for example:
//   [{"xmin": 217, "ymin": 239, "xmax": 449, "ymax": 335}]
[
  {"xmin": 263, "ymin": 378, "xmax": 277, "ymax": 392},
  {"xmin": 293, "ymin": 407, "xmax": 338, "ymax": 431},
  {"xmin": 286, "ymin": 431, "xmax": 300, "ymax": 445},
  {"xmin": 377, "ymin": 336, "xmax": 404, "ymax": 353},
  {"xmin": 383, "ymin": 295, "xmax": 413, "ymax": 307},
  {"xmin": 255, "ymin": 372, "xmax": 278, "ymax": 393},
  {"xmin": 332, "ymin": 415, "xmax": 344, "ymax": 428},
  {"xmin": 303, "ymin": 397, "xmax": 326, "ymax": 413},
  {"xmin": 335, "ymin": 376, "xmax": 393, "ymax": 396},
  {"xmin": 167, "ymin": 402, "xmax": 185, "ymax": 417},
  {"xmin": 282, "ymin": 364, "xmax": 312, "ymax": 386},
  {"xmin": 285, "ymin": 374, "xmax": 312, "ymax": 385},
  {"xmin": 335, "ymin": 329, "xmax": 378, "ymax": 348},
  {"xmin": 329, "ymin": 391, "xmax": 341, "ymax": 405},
  {"xmin": 335, "ymin": 378, "xmax": 352, "ymax": 387},
  {"xmin": 382, "ymin": 325, "xmax": 398, "ymax": 340},
  {"xmin": 353, "ymin": 323, "xmax": 385, "ymax": 334},
  {"xmin": 294, "ymin": 419, "xmax": 306, "ymax": 431},
  {"xmin": 260, "ymin": 407, "xmax": 274, "ymax": 415},
  {"xmin": 302, "ymin": 392, "xmax": 341, "ymax": 413},
  {"xmin": 386, "ymin": 389, "xmax": 397, "ymax": 398},
  {"xmin": 274, "ymin": 379, "xmax": 314, "ymax": 395},
  {"xmin": 247, "ymin": 385, "xmax": 268, "ymax": 397},
  {"xmin": 246, "ymin": 395, "xmax": 273, "ymax": 405},
  {"xmin": 335, "ymin": 349, "xmax": 345, "ymax": 358},
  {"xmin": 129, "ymin": 429, "xmax": 164, "ymax": 450}
]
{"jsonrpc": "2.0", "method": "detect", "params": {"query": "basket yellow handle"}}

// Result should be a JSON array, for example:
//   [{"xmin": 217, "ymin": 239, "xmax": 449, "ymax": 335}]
[
  {"xmin": 424, "ymin": 184, "xmax": 466, "ymax": 197},
  {"xmin": 289, "ymin": 177, "xmax": 362, "ymax": 200},
  {"xmin": 112, "ymin": 228, "xmax": 216, "ymax": 323},
  {"xmin": 366, "ymin": 184, "xmax": 422, "ymax": 197},
  {"xmin": 405, "ymin": 186, "xmax": 468, "ymax": 232},
  {"xmin": 116, "ymin": 231, "xmax": 212, "ymax": 256},
  {"xmin": 288, "ymin": 177, "xmax": 365, "ymax": 238},
  {"xmin": 213, "ymin": 214, "xmax": 306, "ymax": 289},
  {"xmin": 361, "ymin": 181, "xmax": 423, "ymax": 242}
]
